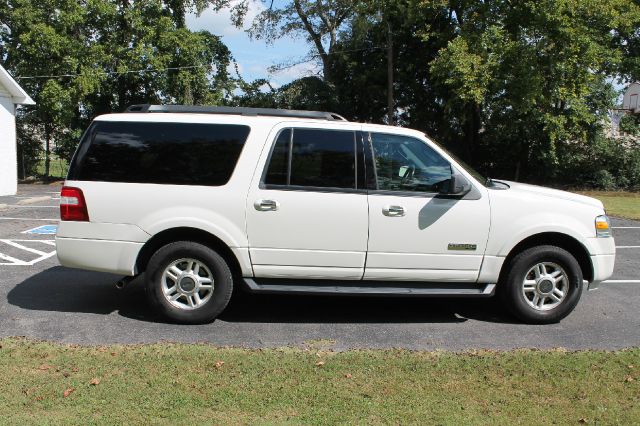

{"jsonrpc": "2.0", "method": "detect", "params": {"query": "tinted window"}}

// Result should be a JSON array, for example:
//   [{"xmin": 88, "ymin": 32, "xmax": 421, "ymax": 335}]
[
  {"xmin": 370, "ymin": 133, "xmax": 451, "ymax": 192},
  {"xmin": 264, "ymin": 128, "xmax": 356, "ymax": 189},
  {"xmin": 264, "ymin": 129, "xmax": 291, "ymax": 185},
  {"xmin": 290, "ymin": 129, "xmax": 355, "ymax": 188},
  {"xmin": 68, "ymin": 121, "xmax": 250, "ymax": 186}
]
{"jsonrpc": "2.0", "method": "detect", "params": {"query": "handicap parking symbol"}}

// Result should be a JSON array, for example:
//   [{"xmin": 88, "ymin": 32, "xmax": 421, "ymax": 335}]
[{"xmin": 22, "ymin": 225, "xmax": 58, "ymax": 235}]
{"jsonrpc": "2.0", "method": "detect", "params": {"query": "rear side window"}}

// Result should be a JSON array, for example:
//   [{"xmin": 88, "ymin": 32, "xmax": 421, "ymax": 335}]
[
  {"xmin": 264, "ymin": 128, "xmax": 356, "ymax": 189},
  {"xmin": 68, "ymin": 121, "xmax": 250, "ymax": 186}
]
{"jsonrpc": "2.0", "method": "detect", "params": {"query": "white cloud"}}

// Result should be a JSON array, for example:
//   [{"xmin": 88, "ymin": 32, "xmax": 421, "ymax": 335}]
[
  {"xmin": 268, "ymin": 61, "xmax": 322, "ymax": 88},
  {"xmin": 226, "ymin": 61, "xmax": 243, "ymax": 77},
  {"xmin": 186, "ymin": 0, "xmax": 263, "ymax": 37},
  {"xmin": 186, "ymin": 1, "xmax": 313, "ymax": 86}
]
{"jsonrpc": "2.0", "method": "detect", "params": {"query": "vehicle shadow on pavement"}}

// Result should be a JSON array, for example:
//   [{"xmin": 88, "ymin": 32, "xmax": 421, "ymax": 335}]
[
  {"xmin": 6, "ymin": 266, "xmax": 155, "ymax": 319},
  {"xmin": 7, "ymin": 266, "xmax": 519, "ymax": 324},
  {"xmin": 220, "ymin": 291, "xmax": 516, "ymax": 324}
]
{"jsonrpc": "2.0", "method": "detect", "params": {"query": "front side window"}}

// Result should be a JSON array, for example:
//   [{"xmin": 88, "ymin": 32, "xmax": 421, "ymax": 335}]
[
  {"xmin": 370, "ymin": 133, "xmax": 452, "ymax": 193},
  {"xmin": 264, "ymin": 128, "xmax": 356, "ymax": 189}
]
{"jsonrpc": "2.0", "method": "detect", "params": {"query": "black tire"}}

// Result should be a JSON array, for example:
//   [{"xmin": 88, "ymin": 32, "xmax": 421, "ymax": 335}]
[
  {"xmin": 145, "ymin": 241, "xmax": 233, "ymax": 324},
  {"xmin": 499, "ymin": 245, "xmax": 583, "ymax": 324}
]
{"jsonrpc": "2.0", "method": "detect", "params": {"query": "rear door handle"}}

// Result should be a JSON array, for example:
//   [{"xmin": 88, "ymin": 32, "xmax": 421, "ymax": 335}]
[
  {"xmin": 382, "ymin": 205, "xmax": 405, "ymax": 217},
  {"xmin": 254, "ymin": 199, "xmax": 279, "ymax": 211}
]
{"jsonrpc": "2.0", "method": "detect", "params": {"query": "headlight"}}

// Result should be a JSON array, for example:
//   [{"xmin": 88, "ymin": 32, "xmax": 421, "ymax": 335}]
[{"xmin": 595, "ymin": 215, "xmax": 611, "ymax": 238}]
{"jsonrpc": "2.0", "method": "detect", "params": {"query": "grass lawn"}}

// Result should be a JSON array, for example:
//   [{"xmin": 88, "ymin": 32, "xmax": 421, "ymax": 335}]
[
  {"xmin": 1, "ymin": 338, "xmax": 638, "ymax": 424},
  {"xmin": 34, "ymin": 155, "xmax": 68, "ymax": 180},
  {"xmin": 576, "ymin": 191, "xmax": 640, "ymax": 220}
]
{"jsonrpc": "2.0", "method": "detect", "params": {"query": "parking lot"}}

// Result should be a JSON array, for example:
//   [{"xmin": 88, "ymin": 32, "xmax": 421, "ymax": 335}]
[{"xmin": 0, "ymin": 184, "xmax": 639, "ymax": 350}]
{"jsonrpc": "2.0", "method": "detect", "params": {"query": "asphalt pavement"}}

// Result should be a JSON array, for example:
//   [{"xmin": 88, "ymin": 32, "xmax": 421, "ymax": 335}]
[{"xmin": 1, "ymin": 183, "xmax": 639, "ymax": 350}]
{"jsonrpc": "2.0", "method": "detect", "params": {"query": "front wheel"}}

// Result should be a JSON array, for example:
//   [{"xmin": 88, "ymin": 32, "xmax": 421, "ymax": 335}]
[
  {"xmin": 145, "ymin": 241, "xmax": 233, "ymax": 324},
  {"xmin": 500, "ymin": 245, "xmax": 583, "ymax": 324}
]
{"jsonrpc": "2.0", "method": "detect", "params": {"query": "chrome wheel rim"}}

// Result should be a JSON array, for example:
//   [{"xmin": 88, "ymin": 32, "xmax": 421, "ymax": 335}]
[
  {"xmin": 161, "ymin": 258, "xmax": 214, "ymax": 310},
  {"xmin": 522, "ymin": 262, "xmax": 568, "ymax": 311}
]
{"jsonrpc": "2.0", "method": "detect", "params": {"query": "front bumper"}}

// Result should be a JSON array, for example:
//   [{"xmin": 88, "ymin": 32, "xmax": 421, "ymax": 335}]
[
  {"xmin": 588, "ymin": 254, "xmax": 616, "ymax": 290},
  {"xmin": 585, "ymin": 237, "xmax": 615, "ymax": 290}
]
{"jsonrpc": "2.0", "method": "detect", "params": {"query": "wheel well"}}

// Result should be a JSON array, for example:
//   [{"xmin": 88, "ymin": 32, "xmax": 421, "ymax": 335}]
[
  {"xmin": 499, "ymin": 232, "xmax": 593, "ymax": 283},
  {"xmin": 136, "ymin": 227, "xmax": 243, "ymax": 278}
]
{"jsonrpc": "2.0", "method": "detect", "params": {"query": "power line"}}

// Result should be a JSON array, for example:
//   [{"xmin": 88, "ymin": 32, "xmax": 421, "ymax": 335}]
[
  {"xmin": 14, "ymin": 45, "xmax": 390, "ymax": 80},
  {"xmin": 268, "ymin": 45, "xmax": 390, "ymax": 71},
  {"xmin": 15, "ymin": 64, "xmax": 210, "ymax": 80}
]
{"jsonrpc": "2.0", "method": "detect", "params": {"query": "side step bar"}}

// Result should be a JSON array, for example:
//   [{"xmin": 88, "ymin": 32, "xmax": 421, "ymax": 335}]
[{"xmin": 243, "ymin": 278, "xmax": 496, "ymax": 297}]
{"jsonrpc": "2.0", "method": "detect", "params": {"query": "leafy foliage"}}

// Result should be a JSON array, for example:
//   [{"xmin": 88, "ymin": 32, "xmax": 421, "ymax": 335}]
[
  {"xmin": 316, "ymin": 0, "xmax": 640, "ymax": 188},
  {"xmin": 2, "ymin": 0, "xmax": 639, "ymax": 189},
  {"xmin": 0, "ymin": 0, "xmax": 235, "ymax": 176},
  {"xmin": 245, "ymin": 0, "xmax": 355, "ymax": 81},
  {"xmin": 620, "ymin": 114, "xmax": 640, "ymax": 137}
]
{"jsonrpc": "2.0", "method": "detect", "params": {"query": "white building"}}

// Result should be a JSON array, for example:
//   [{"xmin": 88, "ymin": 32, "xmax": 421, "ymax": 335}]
[
  {"xmin": 0, "ymin": 65, "xmax": 35, "ymax": 196},
  {"xmin": 622, "ymin": 82, "xmax": 640, "ymax": 114}
]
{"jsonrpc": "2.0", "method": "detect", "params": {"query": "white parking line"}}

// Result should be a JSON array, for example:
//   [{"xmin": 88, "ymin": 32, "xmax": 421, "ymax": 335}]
[
  {"xmin": 603, "ymin": 280, "xmax": 640, "ymax": 283},
  {"xmin": 0, "ymin": 252, "xmax": 27, "ymax": 264},
  {"xmin": 0, "ymin": 239, "xmax": 56, "ymax": 266},
  {"xmin": 613, "ymin": 227, "xmax": 640, "ymax": 229},
  {"xmin": 616, "ymin": 246, "xmax": 640, "ymax": 249},
  {"xmin": 4, "ymin": 205, "xmax": 58, "ymax": 208},
  {"xmin": 17, "ymin": 196, "xmax": 52, "ymax": 205},
  {"xmin": 1, "ymin": 239, "xmax": 49, "ymax": 256},
  {"xmin": 0, "ymin": 217, "xmax": 58, "ymax": 221}
]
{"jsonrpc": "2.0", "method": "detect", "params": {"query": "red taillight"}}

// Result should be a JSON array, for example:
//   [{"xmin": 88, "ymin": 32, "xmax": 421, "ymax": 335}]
[{"xmin": 60, "ymin": 186, "xmax": 90, "ymax": 221}]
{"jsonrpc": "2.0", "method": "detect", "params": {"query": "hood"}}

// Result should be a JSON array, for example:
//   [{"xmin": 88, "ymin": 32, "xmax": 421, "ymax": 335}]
[{"xmin": 496, "ymin": 180, "xmax": 604, "ymax": 210}]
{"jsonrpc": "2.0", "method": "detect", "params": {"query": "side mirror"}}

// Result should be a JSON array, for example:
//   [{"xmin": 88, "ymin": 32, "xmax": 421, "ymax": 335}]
[{"xmin": 440, "ymin": 173, "xmax": 472, "ymax": 196}]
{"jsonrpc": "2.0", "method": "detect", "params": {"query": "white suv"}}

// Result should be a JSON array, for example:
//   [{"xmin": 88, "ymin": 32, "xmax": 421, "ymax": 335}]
[{"xmin": 56, "ymin": 104, "xmax": 616, "ymax": 324}]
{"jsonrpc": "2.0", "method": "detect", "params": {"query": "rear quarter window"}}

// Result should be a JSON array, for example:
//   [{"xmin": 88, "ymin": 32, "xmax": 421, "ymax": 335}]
[{"xmin": 68, "ymin": 121, "xmax": 250, "ymax": 186}]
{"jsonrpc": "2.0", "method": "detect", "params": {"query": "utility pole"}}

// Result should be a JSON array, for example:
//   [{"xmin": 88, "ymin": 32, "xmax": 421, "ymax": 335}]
[{"xmin": 386, "ymin": 20, "xmax": 394, "ymax": 125}]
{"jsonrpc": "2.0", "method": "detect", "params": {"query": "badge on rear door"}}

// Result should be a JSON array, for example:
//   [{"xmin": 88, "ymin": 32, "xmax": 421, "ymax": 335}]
[{"xmin": 448, "ymin": 243, "xmax": 477, "ymax": 251}]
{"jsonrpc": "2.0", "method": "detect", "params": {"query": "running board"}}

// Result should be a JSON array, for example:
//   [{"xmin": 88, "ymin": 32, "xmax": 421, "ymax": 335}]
[{"xmin": 243, "ymin": 278, "xmax": 496, "ymax": 297}]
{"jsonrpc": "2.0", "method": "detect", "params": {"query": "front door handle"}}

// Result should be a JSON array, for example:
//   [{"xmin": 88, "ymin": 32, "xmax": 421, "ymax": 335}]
[
  {"xmin": 254, "ymin": 199, "xmax": 279, "ymax": 211},
  {"xmin": 382, "ymin": 205, "xmax": 405, "ymax": 217}
]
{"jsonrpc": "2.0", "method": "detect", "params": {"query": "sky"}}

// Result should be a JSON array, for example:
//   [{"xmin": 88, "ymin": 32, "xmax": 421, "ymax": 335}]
[{"xmin": 185, "ymin": 2, "xmax": 320, "ymax": 88}]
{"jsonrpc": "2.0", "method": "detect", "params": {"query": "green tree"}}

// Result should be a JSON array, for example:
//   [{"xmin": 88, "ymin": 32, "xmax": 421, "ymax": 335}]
[
  {"xmin": 246, "ymin": 0, "xmax": 355, "ymax": 83},
  {"xmin": 620, "ymin": 114, "xmax": 640, "ymax": 137},
  {"xmin": 0, "ymin": 0, "xmax": 234, "ymax": 176},
  {"xmin": 327, "ymin": 0, "xmax": 640, "ymax": 185}
]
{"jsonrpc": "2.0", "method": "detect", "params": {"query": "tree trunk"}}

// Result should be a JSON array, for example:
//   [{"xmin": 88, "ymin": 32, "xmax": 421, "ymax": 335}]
[
  {"xmin": 116, "ymin": 0, "xmax": 130, "ymax": 110},
  {"xmin": 387, "ymin": 21, "xmax": 394, "ymax": 125},
  {"xmin": 44, "ymin": 124, "xmax": 51, "ymax": 178},
  {"xmin": 167, "ymin": 0, "xmax": 186, "ymax": 28},
  {"xmin": 320, "ymin": 54, "xmax": 332, "ymax": 84}
]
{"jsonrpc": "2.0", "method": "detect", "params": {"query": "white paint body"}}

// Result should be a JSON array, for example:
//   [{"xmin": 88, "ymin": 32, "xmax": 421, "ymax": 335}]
[
  {"xmin": 245, "ymin": 121, "xmax": 368, "ymax": 279},
  {"xmin": 56, "ymin": 112, "xmax": 616, "ymax": 287},
  {"xmin": 0, "ymin": 95, "xmax": 17, "ymax": 196},
  {"xmin": 0, "ymin": 65, "xmax": 35, "ymax": 196},
  {"xmin": 623, "ymin": 82, "xmax": 640, "ymax": 114}
]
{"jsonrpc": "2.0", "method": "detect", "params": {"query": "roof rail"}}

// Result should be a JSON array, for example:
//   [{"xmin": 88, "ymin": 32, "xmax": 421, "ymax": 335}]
[{"xmin": 125, "ymin": 104, "xmax": 348, "ymax": 122}]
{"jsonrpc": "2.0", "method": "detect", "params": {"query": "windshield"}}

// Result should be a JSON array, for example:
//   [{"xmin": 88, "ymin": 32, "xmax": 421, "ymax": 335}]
[{"xmin": 426, "ymin": 134, "xmax": 489, "ymax": 186}]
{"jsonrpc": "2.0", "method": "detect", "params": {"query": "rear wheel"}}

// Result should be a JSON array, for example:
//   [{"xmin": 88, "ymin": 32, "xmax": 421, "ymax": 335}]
[
  {"xmin": 146, "ymin": 241, "xmax": 233, "ymax": 324},
  {"xmin": 500, "ymin": 245, "xmax": 583, "ymax": 324}
]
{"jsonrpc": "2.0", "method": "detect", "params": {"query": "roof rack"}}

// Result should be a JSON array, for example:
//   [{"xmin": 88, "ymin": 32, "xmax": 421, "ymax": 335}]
[{"xmin": 125, "ymin": 104, "xmax": 348, "ymax": 122}]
